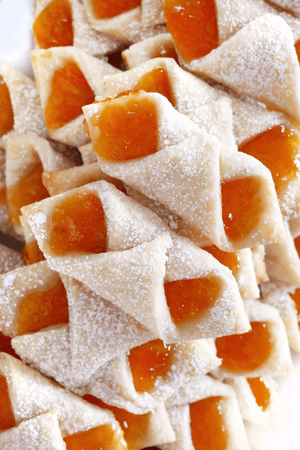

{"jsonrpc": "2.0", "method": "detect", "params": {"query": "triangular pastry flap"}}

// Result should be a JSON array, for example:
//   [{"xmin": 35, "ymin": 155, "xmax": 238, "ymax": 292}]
[
  {"xmin": 0, "ymin": 409, "xmax": 66, "ymax": 450},
  {"xmin": 85, "ymin": 91, "xmax": 202, "ymax": 159},
  {"xmin": 0, "ymin": 261, "xmax": 60, "ymax": 338},
  {"xmin": 42, "ymin": 162, "xmax": 124, "ymax": 197},
  {"xmin": 141, "ymin": 0, "xmax": 165, "ymax": 27},
  {"xmin": 11, "ymin": 324, "xmax": 83, "ymax": 394},
  {"xmin": 0, "ymin": 62, "xmax": 47, "ymax": 147},
  {"xmin": 215, "ymin": 299, "xmax": 294, "ymax": 377},
  {"xmin": 136, "ymin": 402, "xmax": 176, "ymax": 448},
  {"xmin": 21, "ymin": 180, "xmax": 168, "ymax": 263},
  {"xmin": 0, "ymin": 244, "xmax": 24, "ymax": 275},
  {"xmin": 260, "ymin": 281, "xmax": 300, "ymax": 353},
  {"xmin": 225, "ymin": 375, "xmax": 288, "ymax": 426},
  {"xmin": 0, "ymin": 353, "xmax": 119, "ymax": 436},
  {"xmin": 102, "ymin": 57, "xmax": 219, "ymax": 114},
  {"xmin": 192, "ymin": 14, "xmax": 300, "ymax": 124},
  {"xmin": 48, "ymin": 233, "xmax": 173, "ymax": 338},
  {"xmin": 78, "ymin": 142, "xmax": 97, "ymax": 164},
  {"xmin": 186, "ymin": 96, "xmax": 237, "ymax": 156},
  {"xmin": 165, "ymin": 233, "xmax": 250, "ymax": 338},
  {"xmin": 64, "ymin": 276, "xmax": 155, "ymax": 383},
  {"xmin": 97, "ymin": 132, "xmax": 222, "ymax": 240},
  {"xmin": 87, "ymin": 339, "xmax": 220, "ymax": 414},
  {"xmin": 265, "ymin": 221, "xmax": 300, "ymax": 286}
]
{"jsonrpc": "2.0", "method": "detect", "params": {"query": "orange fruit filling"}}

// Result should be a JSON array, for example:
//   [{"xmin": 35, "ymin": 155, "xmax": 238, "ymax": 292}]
[
  {"xmin": 7, "ymin": 161, "xmax": 49, "ymax": 228},
  {"xmin": 164, "ymin": 276, "xmax": 222, "ymax": 324},
  {"xmin": 164, "ymin": 0, "xmax": 219, "ymax": 62},
  {"xmin": 33, "ymin": 0, "xmax": 73, "ymax": 49},
  {"xmin": 221, "ymin": 177, "xmax": 262, "ymax": 242},
  {"xmin": 0, "ymin": 76, "xmax": 14, "ymax": 138},
  {"xmin": 0, "ymin": 374, "xmax": 16, "ymax": 431},
  {"xmin": 294, "ymin": 235, "xmax": 300, "ymax": 258},
  {"xmin": 295, "ymin": 40, "xmax": 300, "ymax": 64},
  {"xmin": 289, "ymin": 288, "xmax": 300, "ymax": 315},
  {"xmin": 190, "ymin": 396, "xmax": 228, "ymax": 450},
  {"xmin": 90, "ymin": 94, "xmax": 158, "ymax": 161},
  {"xmin": 17, "ymin": 279, "xmax": 69, "ymax": 335},
  {"xmin": 203, "ymin": 245, "xmax": 240, "ymax": 277},
  {"xmin": 91, "ymin": 0, "xmax": 141, "ymax": 19},
  {"xmin": 133, "ymin": 68, "xmax": 175, "ymax": 106},
  {"xmin": 239, "ymin": 125, "xmax": 300, "ymax": 192},
  {"xmin": 21, "ymin": 240, "xmax": 46, "ymax": 265},
  {"xmin": 127, "ymin": 339, "xmax": 175, "ymax": 392},
  {"xmin": 154, "ymin": 47, "xmax": 179, "ymax": 63},
  {"xmin": 0, "ymin": 186, "xmax": 6, "ymax": 205},
  {"xmin": 63, "ymin": 424, "xmax": 126, "ymax": 450},
  {"xmin": 49, "ymin": 192, "xmax": 107, "ymax": 256},
  {"xmin": 0, "ymin": 331, "xmax": 20, "ymax": 359},
  {"xmin": 215, "ymin": 321, "xmax": 272, "ymax": 373},
  {"xmin": 247, "ymin": 377, "xmax": 271, "ymax": 411},
  {"xmin": 84, "ymin": 395, "xmax": 150, "ymax": 450},
  {"xmin": 45, "ymin": 60, "xmax": 95, "ymax": 131}
]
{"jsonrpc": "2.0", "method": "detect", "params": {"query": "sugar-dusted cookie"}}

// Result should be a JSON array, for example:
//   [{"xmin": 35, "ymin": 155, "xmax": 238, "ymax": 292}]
[
  {"xmin": 251, "ymin": 245, "xmax": 269, "ymax": 284},
  {"xmin": 31, "ymin": 46, "xmax": 119, "ymax": 146},
  {"xmin": 33, "ymin": 0, "xmax": 122, "ymax": 56},
  {"xmin": 215, "ymin": 299, "xmax": 293, "ymax": 378}
]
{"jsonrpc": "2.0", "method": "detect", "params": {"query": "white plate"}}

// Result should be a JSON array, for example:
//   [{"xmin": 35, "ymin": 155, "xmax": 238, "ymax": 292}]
[{"xmin": 0, "ymin": 1, "xmax": 300, "ymax": 448}]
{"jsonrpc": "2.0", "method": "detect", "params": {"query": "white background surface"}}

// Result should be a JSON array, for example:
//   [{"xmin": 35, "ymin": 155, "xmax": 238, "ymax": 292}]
[{"xmin": 0, "ymin": 1, "xmax": 300, "ymax": 448}]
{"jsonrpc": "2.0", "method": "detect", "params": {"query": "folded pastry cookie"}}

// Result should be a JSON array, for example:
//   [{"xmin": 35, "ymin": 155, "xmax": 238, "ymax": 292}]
[
  {"xmin": 5, "ymin": 133, "xmax": 73, "ymax": 236},
  {"xmin": 33, "ymin": 0, "xmax": 122, "ymax": 56},
  {"xmin": 161, "ymin": 375, "xmax": 250, "ymax": 450},
  {"xmin": 0, "ymin": 62, "xmax": 47, "ymax": 148},
  {"xmin": 31, "ymin": 46, "xmax": 120, "ymax": 146}
]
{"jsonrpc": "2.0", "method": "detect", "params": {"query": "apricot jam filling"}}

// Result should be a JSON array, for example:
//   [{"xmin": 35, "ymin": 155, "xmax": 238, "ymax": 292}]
[
  {"xmin": 221, "ymin": 177, "xmax": 262, "ymax": 242},
  {"xmin": 7, "ymin": 161, "xmax": 49, "ymax": 228},
  {"xmin": 247, "ymin": 377, "xmax": 271, "ymax": 411},
  {"xmin": 239, "ymin": 125, "xmax": 300, "ymax": 192},
  {"xmin": 294, "ymin": 235, "xmax": 300, "ymax": 258},
  {"xmin": 33, "ymin": 0, "xmax": 73, "ymax": 49},
  {"xmin": 84, "ymin": 395, "xmax": 150, "ymax": 450},
  {"xmin": 16, "ymin": 279, "xmax": 69, "ymax": 335},
  {"xmin": 190, "ymin": 396, "xmax": 228, "ymax": 450},
  {"xmin": 0, "ymin": 75, "xmax": 14, "ymax": 138},
  {"xmin": 289, "ymin": 288, "xmax": 300, "ymax": 315},
  {"xmin": 0, "ymin": 187, "xmax": 6, "ymax": 205},
  {"xmin": 164, "ymin": 0, "xmax": 219, "ymax": 62},
  {"xmin": 154, "ymin": 47, "xmax": 179, "ymax": 63},
  {"xmin": 127, "ymin": 339, "xmax": 175, "ymax": 392},
  {"xmin": 21, "ymin": 240, "xmax": 46, "ymax": 265},
  {"xmin": 90, "ymin": 94, "xmax": 158, "ymax": 161},
  {"xmin": 45, "ymin": 60, "xmax": 95, "ymax": 131},
  {"xmin": 0, "ymin": 374, "xmax": 16, "ymax": 431},
  {"xmin": 133, "ymin": 68, "xmax": 175, "ymax": 106},
  {"xmin": 295, "ymin": 40, "xmax": 300, "ymax": 64},
  {"xmin": 0, "ymin": 331, "xmax": 19, "ymax": 359},
  {"xmin": 91, "ymin": 0, "xmax": 141, "ymax": 19},
  {"xmin": 215, "ymin": 321, "xmax": 272, "ymax": 373},
  {"xmin": 164, "ymin": 276, "xmax": 222, "ymax": 324},
  {"xmin": 49, "ymin": 191, "xmax": 107, "ymax": 256},
  {"xmin": 203, "ymin": 245, "xmax": 240, "ymax": 277},
  {"xmin": 63, "ymin": 424, "xmax": 126, "ymax": 450}
]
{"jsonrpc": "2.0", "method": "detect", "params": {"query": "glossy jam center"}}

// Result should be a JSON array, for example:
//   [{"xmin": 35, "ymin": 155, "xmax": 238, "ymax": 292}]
[
  {"xmin": 83, "ymin": 395, "xmax": 150, "ymax": 450},
  {"xmin": 21, "ymin": 240, "xmax": 46, "ymax": 265},
  {"xmin": 221, "ymin": 177, "xmax": 262, "ymax": 242},
  {"xmin": 294, "ymin": 235, "xmax": 300, "ymax": 258},
  {"xmin": 7, "ymin": 162, "xmax": 49, "ymax": 228},
  {"xmin": 289, "ymin": 288, "xmax": 300, "ymax": 315},
  {"xmin": 247, "ymin": 377, "xmax": 271, "ymax": 411},
  {"xmin": 64, "ymin": 424, "xmax": 126, "ymax": 450},
  {"xmin": 0, "ymin": 76, "xmax": 14, "ymax": 138},
  {"xmin": 127, "ymin": 339, "xmax": 175, "ymax": 392},
  {"xmin": 45, "ymin": 60, "xmax": 95, "ymax": 131},
  {"xmin": 49, "ymin": 192, "xmax": 107, "ymax": 256},
  {"xmin": 164, "ymin": 276, "xmax": 222, "ymax": 324},
  {"xmin": 203, "ymin": 245, "xmax": 240, "ymax": 277},
  {"xmin": 154, "ymin": 47, "xmax": 179, "ymax": 63},
  {"xmin": 91, "ymin": 0, "xmax": 141, "ymax": 19},
  {"xmin": 295, "ymin": 40, "xmax": 300, "ymax": 64},
  {"xmin": 239, "ymin": 126, "xmax": 300, "ymax": 192},
  {"xmin": 215, "ymin": 321, "xmax": 272, "ymax": 373},
  {"xmin": 133, "ymin": 68, "xmax": 174, "ymax": 106},
  {"xmin": 33, "ymin": 0, "xmax": 73, "ymax": 49},
  {"xmin": 17, "ymin": 279, "xmax": 69, "ymax": 335},
  {"xmin": 0, "ymin": 375, "xmax": 16, "ymax": 431},
  {"xmin": 164, "ymin": 0, "xmax": 218, "ymax": 62},
  {"xmin": 190, "ymin": 396, "xmax": 228, "ymax": 450},
  {"xmin": 91, "ymin": 94, "xmax": 158, "ymax": 161}
]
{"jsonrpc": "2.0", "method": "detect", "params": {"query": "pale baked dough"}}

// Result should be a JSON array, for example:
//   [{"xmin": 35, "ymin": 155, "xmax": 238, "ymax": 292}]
[{"xmin": 0, "ymin": 244, "xmax": 24, "ymax": 275}]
